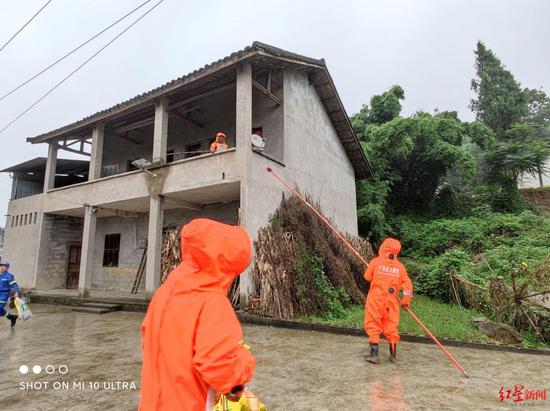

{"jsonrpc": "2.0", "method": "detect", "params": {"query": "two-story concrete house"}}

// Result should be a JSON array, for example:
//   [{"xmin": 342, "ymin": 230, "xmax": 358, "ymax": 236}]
[{"xmin": 2, "ymin": 42, "xmax": 370, "ymax": 304}]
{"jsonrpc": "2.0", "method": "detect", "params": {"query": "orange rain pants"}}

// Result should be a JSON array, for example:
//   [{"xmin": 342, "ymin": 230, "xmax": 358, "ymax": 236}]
[
  {"xmin": 139, "ymin": 219, "xmax": 256, "ymax": 411},
  {"xmin": 364, "ymin": 238, "xmax": 413, "ymax": 345}
]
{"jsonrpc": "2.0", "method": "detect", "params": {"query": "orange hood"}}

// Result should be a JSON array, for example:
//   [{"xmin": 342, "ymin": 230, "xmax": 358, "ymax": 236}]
[
  {"xmin": 174, "ymin": 218, "xmax": 252, "ymax": 294},
  {"xmin": 378, "ymin": 238, "xmax": 401, "ymax": 258}
]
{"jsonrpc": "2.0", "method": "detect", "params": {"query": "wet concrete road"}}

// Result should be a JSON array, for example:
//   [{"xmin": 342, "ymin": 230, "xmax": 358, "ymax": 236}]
[{"xmin": 0, "ymin": 304, "xmax": 548, "ymax": 410}]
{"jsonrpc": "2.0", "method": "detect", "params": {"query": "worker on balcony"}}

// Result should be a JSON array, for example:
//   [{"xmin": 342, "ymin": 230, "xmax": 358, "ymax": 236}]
[
  {"xmin": 210, "ymin": 132, "xmax": 229, "ymax": 153},
  {"xmin": 139, "ymin": 219, "xmax": 256, "ymax": 411},
  {"xmin": 363, "ymin": 238, "xmax": 413, "ymax": 364},
  {"xmin": 0, "ymin": 262, "xmax": 19, "ymax": 327}
]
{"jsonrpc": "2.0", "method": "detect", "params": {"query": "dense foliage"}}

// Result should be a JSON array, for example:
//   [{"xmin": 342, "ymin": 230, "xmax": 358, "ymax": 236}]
[
  {"xmin": 395, "ymin": 210, "xmax": 550, "ymax": 301},
  {"xmin": 352, "ymin": 41, "xmax": 550, "ymax": 242}
]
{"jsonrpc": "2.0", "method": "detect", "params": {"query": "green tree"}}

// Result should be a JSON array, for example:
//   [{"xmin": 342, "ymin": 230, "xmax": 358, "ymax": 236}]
[
  {"xmin": 524, "ymin": 88, "xmax": 550, "ymax": 186},
  {"xmin": 352, "ymin": 85, "xmax": 405, "ymax": 139},
  {"xmin": 352, "ymin": 86, "xmax": 491, "ymax": 240},
  {"xmin": 470, "ymin": 41, "xmax": 550, "ymax": 196},
  {"xmin": 470, "ymin": 41, "xmax": 527, "ymax": 136},
  {"xmin": 366, "ymin": 111, "xmax": 478, "ymax": 213}
]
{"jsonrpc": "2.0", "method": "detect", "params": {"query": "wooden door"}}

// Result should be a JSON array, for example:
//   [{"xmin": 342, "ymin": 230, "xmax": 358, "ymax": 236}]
[{"xmin": 66, "ymin": 245, "xmax": 81, "ymax": 289}]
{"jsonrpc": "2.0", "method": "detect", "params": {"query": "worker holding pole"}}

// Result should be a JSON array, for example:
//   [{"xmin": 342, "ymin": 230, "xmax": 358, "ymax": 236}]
[
  {"xmin": 363, "ymin": 238, "xmax": 413, "ymax": 364},
  {"xmin": 266, "ymin": 167, "xmax": 469, "ymax": 378}
]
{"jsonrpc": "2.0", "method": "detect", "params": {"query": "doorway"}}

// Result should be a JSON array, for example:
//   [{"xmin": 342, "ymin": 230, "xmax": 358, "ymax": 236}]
[{"xmin": 66, "ymin": 244, "xmax": 81, "ymax": 289}]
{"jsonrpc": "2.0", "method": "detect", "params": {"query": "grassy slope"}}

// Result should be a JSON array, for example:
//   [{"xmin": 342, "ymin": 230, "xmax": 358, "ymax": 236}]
[{"xmin": 303, "ymin": 295, "xmax": 549, "ymax": 349}]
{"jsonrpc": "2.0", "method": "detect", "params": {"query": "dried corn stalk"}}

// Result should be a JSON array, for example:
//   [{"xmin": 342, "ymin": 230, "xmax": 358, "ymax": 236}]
[
  {"xmin": 161, "ymin": 228, "xmax": 181, "ymax": 284},
  {"xmin": 249, "ymin": 195, "xmax": 375, "ymax": 319}
]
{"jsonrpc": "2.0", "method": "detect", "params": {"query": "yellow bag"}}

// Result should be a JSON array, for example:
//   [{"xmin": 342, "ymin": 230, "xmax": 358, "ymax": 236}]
[
  {"xmin": 213, "ymin": 390, "xmax": 266, "ymax": 411},
  {"xmin": 15, "ymin": 297, "xmax": 32, "ymax": 321}
]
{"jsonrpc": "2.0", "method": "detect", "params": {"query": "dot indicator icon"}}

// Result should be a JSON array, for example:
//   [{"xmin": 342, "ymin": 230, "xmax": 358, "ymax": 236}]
[
  {"xmin": 19, "ymin": 365, "xmax": 29, "ymax": 375},
  {"xmin": 32, "ymin": 365, "xmax": 42, "ymax": 375}
]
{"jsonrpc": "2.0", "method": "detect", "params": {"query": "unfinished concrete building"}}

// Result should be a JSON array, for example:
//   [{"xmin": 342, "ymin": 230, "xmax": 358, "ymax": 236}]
[{"xmin": 2, "ymin": 42, "xmax": 370, "ymax": 303}]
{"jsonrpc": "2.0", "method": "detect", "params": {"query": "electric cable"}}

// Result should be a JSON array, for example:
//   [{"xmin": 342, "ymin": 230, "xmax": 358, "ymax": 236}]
[
  {"xmin": 0, "ymin": 0, "xmax": 165, "ymax": 135},
  {"xmin": 0, "ymin": 0, "xmax": 154, "ymax": 101},
  {"xmin": 0, "ymin": 0, "xmax": 53, "ymax": 54}
]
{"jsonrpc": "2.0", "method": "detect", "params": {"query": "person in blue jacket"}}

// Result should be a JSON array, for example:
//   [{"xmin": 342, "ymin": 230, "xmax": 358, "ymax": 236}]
[{"xmin": 0, "ymin": 262, "xmax": 19, "ymax": 327}]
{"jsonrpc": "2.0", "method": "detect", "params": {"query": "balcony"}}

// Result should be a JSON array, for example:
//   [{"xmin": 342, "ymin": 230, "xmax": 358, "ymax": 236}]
[{"xmin": 42, "ymin": 149, "xmax": 240, "ymax": 216}]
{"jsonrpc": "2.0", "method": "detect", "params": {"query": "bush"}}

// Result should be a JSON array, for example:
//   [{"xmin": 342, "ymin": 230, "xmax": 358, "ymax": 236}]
[
  {"xmin": 395, "ymin": 210, "xmax": 547, "ymax": 258},
  {"xmin": 414, "ymin": 250, "xmax": 470, "ymax": 301},
  {"xmin": 396, "ymin": 216, "xmax": 487, "ymax": 257}
]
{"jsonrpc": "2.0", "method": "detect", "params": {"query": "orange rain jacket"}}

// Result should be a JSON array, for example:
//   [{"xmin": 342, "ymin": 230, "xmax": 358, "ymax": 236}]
[
  {"xmin": 210, "ymin": 133, "xmax": 229, "ymax": 153},
  {"xmin": 364, "ymin": 238, "xmax": 413, "ymax": 345},
  {"xmin": 139, "ymin": 218, "xmax": 256, "ymax": 411}
]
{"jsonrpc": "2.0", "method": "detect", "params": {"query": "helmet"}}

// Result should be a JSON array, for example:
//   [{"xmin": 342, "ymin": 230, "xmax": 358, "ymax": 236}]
[
  {"xmin": 0, "ymin": 261, "xmax": 10, "ymax": 268},
  {"xmin": 216, "ymin": 132, "xmax": 227, "ymax": 140}
]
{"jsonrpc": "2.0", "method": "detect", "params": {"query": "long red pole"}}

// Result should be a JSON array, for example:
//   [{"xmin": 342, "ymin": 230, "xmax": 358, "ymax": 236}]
[{"xmin": 266, "ymin": 167, "xmax": 469, "ymax": 378}]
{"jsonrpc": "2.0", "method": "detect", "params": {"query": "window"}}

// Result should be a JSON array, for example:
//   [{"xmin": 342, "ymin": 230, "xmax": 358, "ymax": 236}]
[
  {"xmin": 24, "ymin": 214, "xmax": 28, "ymax": 225},
  {"xmin": 33, "ymin": 212, "xmax": 37, "ymax": 224},
  {"xmin": 103, "ymin": 233, "xmax": 121, "ymax": 267}
]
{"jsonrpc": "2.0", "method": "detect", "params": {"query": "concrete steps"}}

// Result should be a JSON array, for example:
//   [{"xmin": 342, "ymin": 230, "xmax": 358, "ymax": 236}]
[
  {"xmin": 71, "ymin": 302, "xmax": 122, "ymax": 315},
  {"xmin": 31, "ymin": 292, "xmax": 149, "ymax": 313}
]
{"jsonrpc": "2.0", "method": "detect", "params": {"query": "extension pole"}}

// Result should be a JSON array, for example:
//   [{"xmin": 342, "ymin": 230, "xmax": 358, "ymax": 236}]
[{"xmin": 266, "ymin": 167, "xmax": 469, "ymax": 378}]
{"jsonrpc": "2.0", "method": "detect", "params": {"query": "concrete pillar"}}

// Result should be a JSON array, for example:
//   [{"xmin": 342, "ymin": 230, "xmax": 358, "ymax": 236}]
[
  {"xmin": 145, "ymin": 194, "xmax": 164, "ymax": 299},
  {"xmin": 152, "ymin": 97, "xmax": 169, "ymax": 164},
  {"xmin": 89, "ymin": 124, "xmax": 105, "ymax": 180},
  {"xmin": 78, "ymin": 204, "xmax": 97, "ymax": 298},
  {"xmin": 44, "ymin": 142, "xmax": 58, "ymax": 191},
  {"xmin": 32, "ymin": 212, "xmax": 48, "ymax": 289},
  {"xmin": 235, "ymin": 63, "xmax": 253, "ymax": 306}
]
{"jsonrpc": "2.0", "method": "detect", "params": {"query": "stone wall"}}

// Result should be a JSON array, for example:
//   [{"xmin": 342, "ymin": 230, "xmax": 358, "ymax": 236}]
[{"xmin": 36, "ymin": 214, "xmax": 83, "ymax": 289}]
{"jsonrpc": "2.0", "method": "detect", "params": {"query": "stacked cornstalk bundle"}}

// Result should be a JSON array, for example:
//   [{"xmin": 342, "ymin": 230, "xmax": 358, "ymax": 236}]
[
  {"xmin": 161, "ymin": 228, "xmax": 181, "ymax": 284},
  {"xmin": 250, "ymin": 194, "xmax": 374, "ymax": 319},
  {"xmin": 250, "ymin": 228, "xmax": 298, "ymax": 318}
]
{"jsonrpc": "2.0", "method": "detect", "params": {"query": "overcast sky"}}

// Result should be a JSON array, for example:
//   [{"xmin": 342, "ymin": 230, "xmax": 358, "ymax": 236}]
[{"xmin": 1, "ymin": 0, "xmax": 549, "ymax": 225}]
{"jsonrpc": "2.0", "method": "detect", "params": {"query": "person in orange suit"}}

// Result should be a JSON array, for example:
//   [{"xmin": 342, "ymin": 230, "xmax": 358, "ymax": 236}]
[
  {"xmin": 363, "ymin": 238, "xmax": 413, "ymax": 364},
  {"xmin": 210, "ymin": 132, "xmax": 229, "ymax": 153},
  {"xmin": 139, "ymin": 218, "xmax": 256, "ymax": 411}
]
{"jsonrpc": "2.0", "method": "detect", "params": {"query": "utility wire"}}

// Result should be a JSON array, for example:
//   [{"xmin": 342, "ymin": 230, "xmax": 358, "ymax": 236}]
[
  {"xmin": 0, "ymin": 0, "xmax": 165, "ymax": 135},
  {"xmin": 0, "ymin": 0, "xmax": 53, "ymax": 54},
  {"xmin": 0, "ymin": 0, "xmax": 154, "ymax": 102}
]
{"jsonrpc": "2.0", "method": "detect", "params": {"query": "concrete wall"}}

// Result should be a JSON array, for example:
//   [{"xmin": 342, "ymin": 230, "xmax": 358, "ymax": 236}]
[
  {"xmin": 252, "ymin": 76, "xmax": 284, "ymax": 162},
  {"xmin": 242, "ymin": 69, "xmax": 358, "ymax": 244},
  {"xmin": 2, "ymin": 194, "xmax": 44, "ymax": 288}
]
